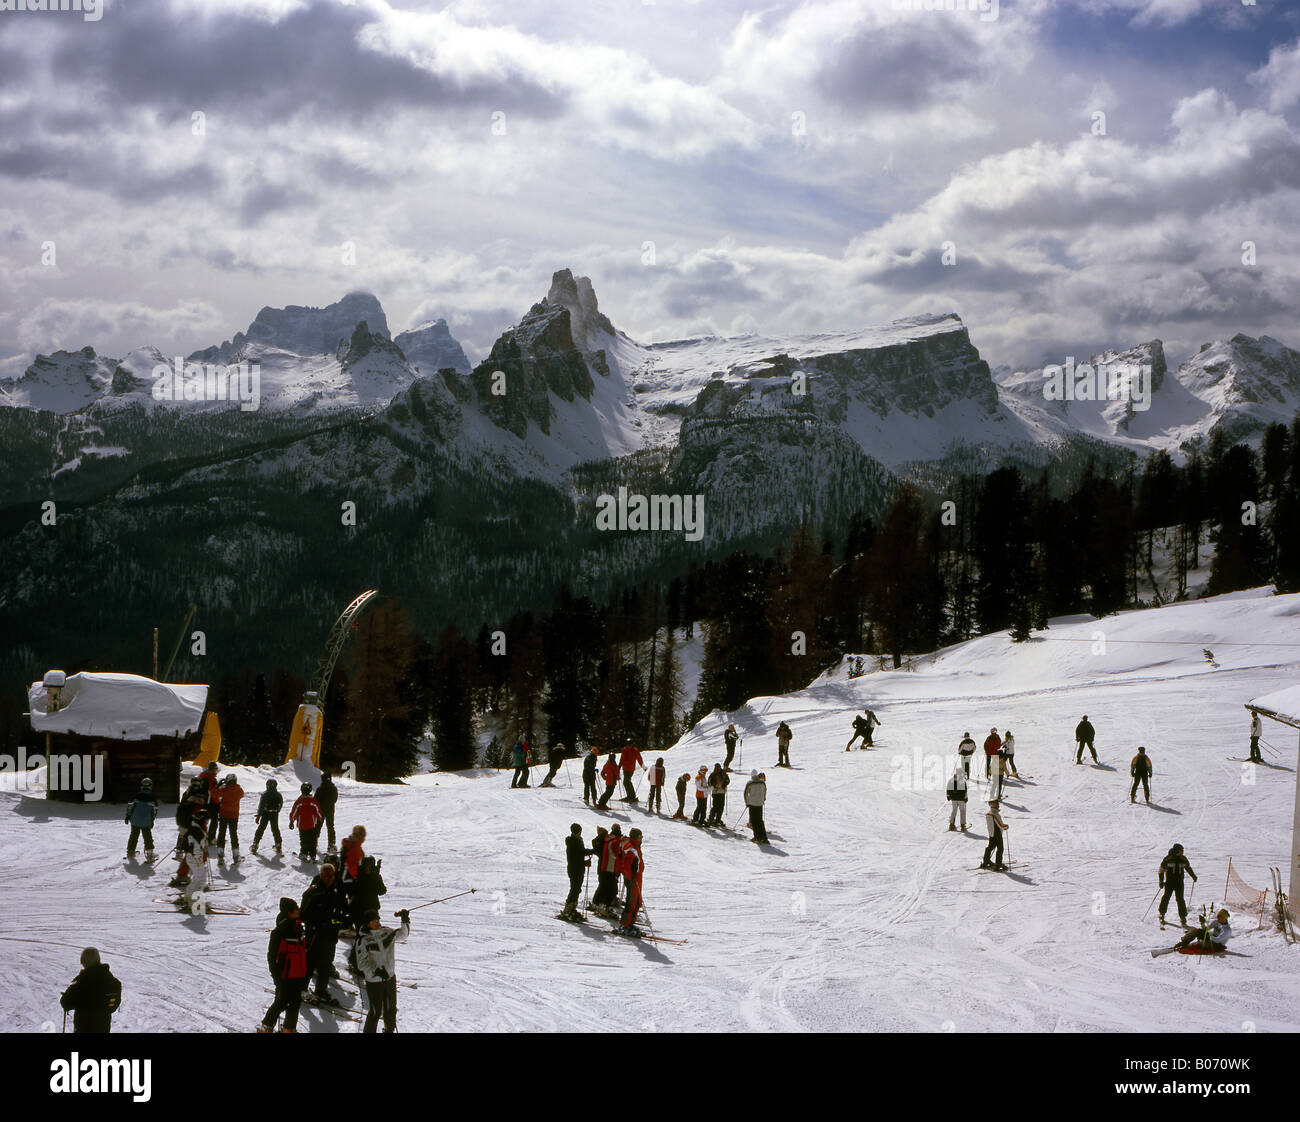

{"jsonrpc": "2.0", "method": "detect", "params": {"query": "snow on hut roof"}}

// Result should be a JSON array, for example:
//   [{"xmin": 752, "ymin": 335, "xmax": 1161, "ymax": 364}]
[
  {"xmin": 28, "ymin": 672, "xmax": 207, "ymax": 739},
  {"xmin": 1246, "ymin": 684, "xmax": 1300, "ymax": 730}
]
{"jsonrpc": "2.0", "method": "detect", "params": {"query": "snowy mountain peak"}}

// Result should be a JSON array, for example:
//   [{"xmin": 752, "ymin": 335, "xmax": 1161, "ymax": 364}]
[
  {"xmin": 393, "ymin": 318, "xmax": 471, "ymax": 375},
  {"xmin": 0, "ymin": 345, "xmax": 117, "ymax": 413},
  {"xmin": 545, "ymin": 268, "xmax": 617, "ymax": 352},
  {"xmin": 190, "ymin": 291, "xmax": 390, "ymax": 364}
]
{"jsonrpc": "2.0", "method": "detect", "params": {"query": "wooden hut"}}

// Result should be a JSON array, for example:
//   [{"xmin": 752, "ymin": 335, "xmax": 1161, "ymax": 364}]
[{"xmin": 27, "ymin": 670, "xmax": 208, "ymax": 804}]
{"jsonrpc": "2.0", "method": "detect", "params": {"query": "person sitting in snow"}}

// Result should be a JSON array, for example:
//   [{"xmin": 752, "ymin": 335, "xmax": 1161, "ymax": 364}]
[{"xmin": 1175, "ymin": 907, "xmax": 1232, "ymax": 952}]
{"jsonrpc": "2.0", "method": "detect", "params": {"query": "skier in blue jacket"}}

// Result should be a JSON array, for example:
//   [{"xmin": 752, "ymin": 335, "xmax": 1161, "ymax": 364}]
[{"xmin": 124, "ymin": 778, "xmax": 158, "ymax": 860}]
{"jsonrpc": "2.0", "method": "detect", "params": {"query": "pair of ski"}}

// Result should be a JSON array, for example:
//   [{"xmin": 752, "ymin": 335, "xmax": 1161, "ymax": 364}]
[
  {"xmin": 1270, "ymin": 867, "xmax": 1295, "ymax": 943},
  {"xmin": 555, "ymin": 911, "xmax": 686, "ymax": 945},
  {"xmin": 261, "ymin": 988, "xmax": 364, "ymax": 1022},
  {"xmin": 154, "ymin": 897, "xmax": 249, "ymax": 915},
  {"xmin": 972, "ymin": 862, "xmax": 1029, "ymax": 873},
  {"xmin": 1149, "ymin": 946, "xmax": 1251, "ymax": 958}
]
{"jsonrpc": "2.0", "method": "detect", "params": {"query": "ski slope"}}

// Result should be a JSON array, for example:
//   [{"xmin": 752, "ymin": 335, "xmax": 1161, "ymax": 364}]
[{"xmin": 3, "ymin": 589, "xmax": 1299, "ymax": 1033}]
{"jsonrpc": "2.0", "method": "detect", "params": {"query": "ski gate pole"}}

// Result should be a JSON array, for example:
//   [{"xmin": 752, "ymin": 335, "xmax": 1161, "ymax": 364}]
[{"xmin": 399, "ymin": 888, "xmax": 477, "ymax": 915}]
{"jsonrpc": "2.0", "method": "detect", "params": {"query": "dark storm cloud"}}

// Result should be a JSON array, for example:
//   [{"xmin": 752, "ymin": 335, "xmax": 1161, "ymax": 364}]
[
  {"xmin": 51, "ymin": 1, "xmax": 568, "ymax": 126},
  {"xmin": 814, "ymin": 20, "xmax": 986, "ymax": 111},
  {"xmin": 236, "ymin": 178, "xmax": 314, "ymax": 226},
  {"xmin": 857, "ymin": 249, "xmax": 1047, "ymax": 295},
  {"xmin": 0, "ymin": 140, "xmax": 218, "ymax": 201}
]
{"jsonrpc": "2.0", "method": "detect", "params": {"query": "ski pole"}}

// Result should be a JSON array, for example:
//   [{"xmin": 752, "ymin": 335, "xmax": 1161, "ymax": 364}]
[
  {"xmin": 62, "ymin": 1009, "xmax": 66, "ymax": 1033},
  {"xmin": 1142, "ymin": 886, "xmax": 1161, "ymax": 921},
  {"xmin": 398, "ymin": 889, "xmax": 477, "ymax": 915}
]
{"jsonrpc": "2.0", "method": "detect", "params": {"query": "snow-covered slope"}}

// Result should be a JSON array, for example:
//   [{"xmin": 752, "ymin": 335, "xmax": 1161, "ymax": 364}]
[{"xmin": 3, "ymin": 589, "xmax": 1298, "ymax": 1032}]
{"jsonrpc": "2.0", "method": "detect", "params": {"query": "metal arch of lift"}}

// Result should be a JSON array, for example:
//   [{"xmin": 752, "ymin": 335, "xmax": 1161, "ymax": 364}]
[{"xmin": 308, "ymin": 589, "xmax": 380, "ymax": 703}]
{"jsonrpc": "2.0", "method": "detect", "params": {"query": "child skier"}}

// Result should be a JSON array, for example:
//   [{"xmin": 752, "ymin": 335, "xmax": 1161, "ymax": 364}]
[
  {"xmin": 647, "ymin": 758, "xmax": 667, "ymax": 813},
  {"xmin": 213, "ymin": 773, "xmax": 244, "ymax": 862},
  {"xmin": 290, "ymin": 783, "xmax": 324, "ymax": 861},
  {"xmin": 251, "ymin": 778, "xmax": 283, "ymax": 855},
  {"xmin": 124, "ymin": 777, "xmax": 158, "ymax": 860},
  {"xmin": 691, "ymin": 766, "xmax": 709, "ymax": 826}
]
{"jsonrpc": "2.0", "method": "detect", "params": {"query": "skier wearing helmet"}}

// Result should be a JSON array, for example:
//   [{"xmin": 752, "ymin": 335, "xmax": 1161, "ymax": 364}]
[
  {"xmin": 290, "ymin": 783, "xmax": 323, "ymax": 861},
  {"xmin": 251, "ymin": 778, "xmax": 283, "ymax": 855},
  {"xmin": 124, "ymin": 777, "xmax": 158, "ymax": 860}
]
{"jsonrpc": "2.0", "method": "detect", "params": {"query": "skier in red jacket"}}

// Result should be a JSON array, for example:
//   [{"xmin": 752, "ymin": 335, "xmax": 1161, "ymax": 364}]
[
  {"xmin": 983, "ymin": 729, "xmax": 1002, "ymax": 781},
  {"xmin": 290, "ymin": 784, "xmax": 324, "ymax": 861},
  {"xmin": 596, "ymin": 751, "xmax": 620, "ymax": 808},
  {"xmin": 618, "ymin": 741, "xmax": 644, "ymax": 802},
  {"xmin": 260, "ymin": 897, "xmax": 309, "ymax": 1033},
  {"xmin": 617, "ymin": 829, "xmax": 645, "ymax": 937},
  {"xmin": 213, "ymin": 774, "xmax": 245, "ymax": 862}
]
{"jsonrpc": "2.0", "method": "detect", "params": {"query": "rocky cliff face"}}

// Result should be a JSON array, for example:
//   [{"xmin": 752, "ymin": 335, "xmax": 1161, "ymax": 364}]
[
  {"xmin": 394, "ymin": 318, "xmax": 471, "ymax": 376},
  {"xmin": 191, "ymin": 291, "xmax": 390, "ymax": 363}
]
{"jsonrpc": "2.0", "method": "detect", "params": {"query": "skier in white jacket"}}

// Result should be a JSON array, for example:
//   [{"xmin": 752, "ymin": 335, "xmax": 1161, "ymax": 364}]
[
  {"xmin": 743, "ymin": 770, "xmax": 768, "ymax": 844},
  {"xmin": 945, "ymin": 767, "xmax": 968, "ymax": 831},
  {"xmin": 354, "ymin": 909, "xmax": 410, "ymax": 1033}
]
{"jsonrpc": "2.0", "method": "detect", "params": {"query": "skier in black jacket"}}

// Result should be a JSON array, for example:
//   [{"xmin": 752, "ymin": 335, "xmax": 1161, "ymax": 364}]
[
  {"xmin": 316, "ymin": 770, "xmax": 339, "ymax": 854},
  {"xmin": 560, "ymin": 823, "xmax": 593, "ymax": 920},
  {"xmin": 301, "ymin": 863, "xmax": 348, "ymax": 1004},
  {"xmin": 582, "ymin": 748, "xmax": 599, "ymax": 804},
  {"xmin": 60, "ymin": 948, "xmax": 121, "ymax": 1033},
  {"xmin": 251, "ymin": 779, "xmax": 283, "ymax": 855},
  {"xmin": 1075, "ymin": 716, "xmax": 1098, "ymax": 763},
  {"xmin": 1158, "ymin": 844, "xmax": 1197, "ymax": 926},
  {"xmin": 349, "ymin": 856, "xmax": 388, "ymax": 932},
  {"xmin": 723, "ymin": 724, "xmax": 739, "ymax": 771},
  {"xmin": 261, "ymin": 898, "xmax": 308, "ymax": 1033},
  {"xmin": 1130, "ymin": 747, "xmax": 1153, "ymax": 804}
]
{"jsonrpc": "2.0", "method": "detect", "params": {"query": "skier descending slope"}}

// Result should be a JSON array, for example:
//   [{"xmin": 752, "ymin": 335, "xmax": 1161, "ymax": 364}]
[
  {"xmin": 539, "ymin": 742, "xmax": 566, "ymax": 788},
  {"xmin": 260, "ymin": 897, "xmax": 308, "ymax": 1033},
  {"xmin": 1130, "ymin": 747, "xmax": 1153, "ymax": 804},
  {"xmin": 775, "ymin": 721, "xmax": 793, "ymax": 767},
  {"xmin": 1075, "ymin": 715, "xmax": 1098, "ymax": 764},
  {"xmin": 559, "ymin": 823, "xmax": 592, "ymax": 921},
  {"xmin": 957, "ymin": 732, "xmax": 976, "ymax": 778},
  {"xmin": 596, "ymin": 751, "xmax": 619, "ymax": 808},
  {"xmin": 124, "ymin": 777, "xmax": 158, "ymax": 860},
  {"xmin": 980, "ymin": 799, "xmax": 1009, "ymax": 871},
  {"xmin": 1158, "ymin": 844, "xmax": 1198, "ymax": 926},
  {"xmin": 723, "ymin": 724, "xmax": 739, "ymax": 771},
  {"xmin": 250, "ymin": 778, "xmax": 282, "ymax": 855},
  {"xmin": 946, "ymin": 765, "xmax": 968, "ymax": 831},
  {"xmin": 354, "ymin": 909, "xmax": 410, "ymax": 1033}
]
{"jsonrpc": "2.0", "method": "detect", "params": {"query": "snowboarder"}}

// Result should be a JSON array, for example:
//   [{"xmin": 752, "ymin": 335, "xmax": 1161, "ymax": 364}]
[
  {"xmin": 1174, "ymin": 907, "xmax": 1232, "ymax": 952},
  {"xmin": 592, "ymin": 824, "xmax": 623, "ymax": 914},
  {"xmin": 540, "ymin": 742, "xmax": 566, "ymax": 788},
  {"xmin": 1000, "ymin": 730, "xmax": 1019, "ymax": 779},
  {"xmin": 647, "ymin": 757, "xmax": 666, "ymax": 813},
  {"xmin": 213, "ymin": 773, "xmax": 244, "ymax": 861},
  {"xmin": 59, "ymin": 948, "xmax": 121, "ymax": 1034},
  {"xmin": 1248, "ymin": 712, "xmax": 1263, "ymax": 763},
  {"xmin": 980, "ymin": 799, "xmax": 1009, "ymax": 870},
  {"xmin": 619, "ymin": 740, "xmax": 644, "ymax": 801},
  {"xmin": 1158, "ymin": 844, "xmax": 1197, "ymax": 926},
  {"xmin": 510, "ymin": 736, "xmax": 531, "ymax": 788},
  {"xmin": 723, "ymin": 723, "xmax": 739, "ymax": 771},
  {"xmin": 301, "ymin": 863, "xmax": 348, "ymax": 1004},
  {"xmin": 691, "ymin": 766, "xmax": 709, "ymax": 826},
  {"xmin": 776, "ymin": 721, "xmax": 793, "ymax": 767},
  {"xmin": 707, "ymin": 763, "xmax": 730, "ymax": 826},
  {"xmin": 1075, "ymin": 715, "xmax": 1098, "ymax": 764},
  {"xmin": 596, "ymin": 751, "xmax": 620, "ymax": 809},
  {"xmin": 290, "ymin": 783, "xmax": 323, "ymax": 860},
  {"xmin": 582, "ymin": 747, "xmax": 599, "ymax": 804},
  {"xmin": 673, "ymin": 772, "xmax": 689, "ymax": 819},
  {"xmin": 957, "ymin": 732, "xmax": 976, "ymax": 778},
  {"xmin": 355, "ymin": 909, "xmax": 410, "ymax": 1033},
  {"xmin": 124, "ymin": 777, "xmax": 158, "ymax": 860},
  {"xmin": 617, "ymin": 828, "xmax": 645, "ymax": 935},
  {"xmin": 983, "ymin": 728, "xmax": 1002, "ymax": 780},
  {"xmin": 744, "ymin": 769, "xmax": 768, "ymax": 844},
  {"xmin": 316, "ymin": 768, "xmax": 339, "ymax": 853},
  {"xmin": 1130, "ymin": 747, "xmax": 1153, "ymax": 804},
  {"xmin": 251, "ymin": 778, "xmax": 283, "ymax": 855},
  {"xmin": 560, "ymin": 823, "xmax": 593, "ymax": 920},
  {"xmin": 845, "ymin": 709, "xmax": 880, "ymax": 751},
  {"xmin": 260, "ymin": 897, "xmax": 309, "ymax": 1033},
  {"xmin": 946, "ymin": 766, "xmax": 968, "ymax": 831}
]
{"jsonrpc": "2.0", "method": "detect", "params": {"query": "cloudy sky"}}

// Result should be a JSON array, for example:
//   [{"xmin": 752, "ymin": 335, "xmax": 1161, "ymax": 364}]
[{"xmin": 2, "ymin": 0, "xmax": 1299, "ymax": 377}]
